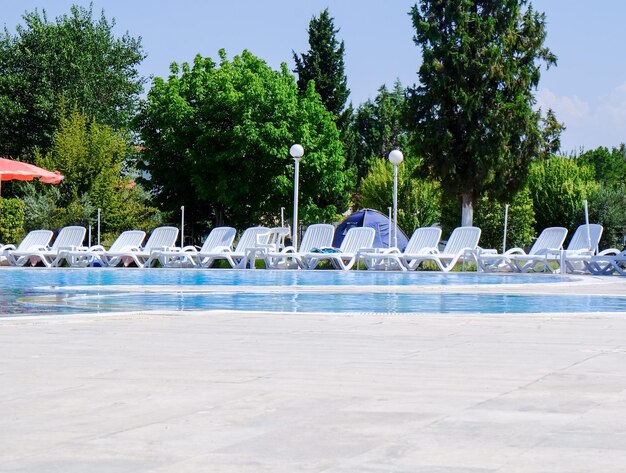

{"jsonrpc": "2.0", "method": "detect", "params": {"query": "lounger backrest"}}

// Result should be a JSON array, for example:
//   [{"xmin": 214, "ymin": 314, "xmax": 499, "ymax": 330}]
[
  {"xmin": 51, "ymin": 226, "xmax": 86, "ymax": 250},
  {"xmin": 529, "ymin": 227, "xmax": 568, "ymax": 255},
  {"xmin": 299, "ymin": 224, "xmax": 334, "ymax": 252},
  {"xmin": 109, "ymin": 230, "xmax": 146, "ymax": 252},
  {"xmin": 339, "ymin": 227, "xmax": 376, "ymax": 254},
  {"xmin": 443, "ymin": 226, "xmax": 481, "ymax": 255},
  {"xmin": 234, "ymin": 227, "xmax": 270, "ymax": 253},
  {"xmin": 16, "ymin": 230, "xmax": 54, "ymax": 251},
  {"xmin": 144, "ymin": 226, "xmax": 179, "ymax": 250},
  {"xmin": 199, "ymin": 227, "xmax": 236, "ymax": 253},
  {"xmin": 567, "ymin": 224, "xmax": 603, "ymax": 253},
  {"xmin": 404, "ymin": 227, "xmax": 442, "ymax": 254}
]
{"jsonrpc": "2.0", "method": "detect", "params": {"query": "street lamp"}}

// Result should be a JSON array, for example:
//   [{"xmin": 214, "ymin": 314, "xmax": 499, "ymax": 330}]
[
  {"xmin": 388, "ymin": 149, "xmax": 404, "ymax": 248},
  {"xmin": 290, "ymin": 144, "xmax": 304, "ymax": 250}
]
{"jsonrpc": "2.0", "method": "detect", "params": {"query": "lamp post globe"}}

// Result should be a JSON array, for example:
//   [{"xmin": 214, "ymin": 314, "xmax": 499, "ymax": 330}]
[
  {"xmin": 290, "ymin": 144, "xmax": 304, "ymax": 250},
  {"xmin": 388, "ymin": 150, "xmax": 404, "ymax": 248}
]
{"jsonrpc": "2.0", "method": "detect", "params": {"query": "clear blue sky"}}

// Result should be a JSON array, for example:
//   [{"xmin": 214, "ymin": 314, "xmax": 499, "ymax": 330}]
[{"xmin": 2, "ymin": 0, "xmax": 625, "ymax": 153}]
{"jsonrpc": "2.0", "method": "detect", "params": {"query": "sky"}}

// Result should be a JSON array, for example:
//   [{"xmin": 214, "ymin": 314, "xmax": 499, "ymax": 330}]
[{"xmin": 2, "ymin": 0, "xmax": 625, "ymax": 154}]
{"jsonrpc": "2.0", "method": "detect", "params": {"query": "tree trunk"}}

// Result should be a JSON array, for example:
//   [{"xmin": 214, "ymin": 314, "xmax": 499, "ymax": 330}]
[{"xmin": 461, "ymin": 192, "xmax": 473, "ymax": 227}]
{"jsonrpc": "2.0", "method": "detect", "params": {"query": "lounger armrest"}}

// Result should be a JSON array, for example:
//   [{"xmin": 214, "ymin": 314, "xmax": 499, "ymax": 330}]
[
  {"xmin": 598, "ymin": 248, "xmax": 621, "ymax": 256},
  {"xmin": 504, "ymin": 247, "xmax": 526, "ymax": 255},
  {"xmin": 58, "ymin": 245, "xmax": 81, "ymax": 252},
  {"xmin": 477, "ymin": 248, "xmax": 497, "ymax": 256},
  {"xmin": 181, "ymin": 245, "xmax": 199, "ymax": 252},
  {"xmin": 2, "ymin": 244, "xmax": 16, "ymax": 252},
  {"xmin": 88, "ymin": 245, "xmax": 106, "ymax": 252},
  {"xmin": 280, "ymin": 246, "xmax": 296, "ymax": 253}
]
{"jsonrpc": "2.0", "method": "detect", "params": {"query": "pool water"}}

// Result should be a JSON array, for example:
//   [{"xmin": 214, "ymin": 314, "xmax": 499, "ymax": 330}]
[{"xmin": 0, "ymin": 268, "xmax": 622, "ymax": 316}]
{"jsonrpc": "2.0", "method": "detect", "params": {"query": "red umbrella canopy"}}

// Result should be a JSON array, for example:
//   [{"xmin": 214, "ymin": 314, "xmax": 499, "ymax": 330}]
[{"xmin": 0, "ymin": 157, "xmax": 64, "ymax": 184}]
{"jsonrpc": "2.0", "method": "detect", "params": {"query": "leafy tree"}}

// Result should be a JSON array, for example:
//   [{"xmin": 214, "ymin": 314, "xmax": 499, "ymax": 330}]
[
  {"xmin": 0, "ymin": 4, "xmax": 145, "ymax": 159},
  {"xmin": 293, "ymin": 8, "xmax": 350, "ymax": 119},
  {"xmin": 587, "ymin": 185, "xmax": 626, "ymax": 249},
  {"xmin": 31, "ymin": 105, "xmax": 159, "ymax": 237},
  {"xmin": 345, "ymin": 81, "xmax": 410, "ymax": 183},
  {"xmin": 136, "ymin": 50, "xmax": 351, "ymax": 233},
  {"xmin": 526, "ymin": 157, "xmax": 598, "ymax": 233},
  {"xmin": 407, "ymin": 0, "xmax": 556, "ymax": 226},
  {"xmin": 472, "ymin": 188, "xmax": 535, "ymax": 251},
  {"xmin": 538, "ymin": 108, "xmax": 565, "ymax": 159},
  {"xmin": 576, "ymin": 145, "xmax": 626, "ymax": 188},
  {"xmin": 360, "ymin": 156, "xmax": 441, "ymax": 233}
]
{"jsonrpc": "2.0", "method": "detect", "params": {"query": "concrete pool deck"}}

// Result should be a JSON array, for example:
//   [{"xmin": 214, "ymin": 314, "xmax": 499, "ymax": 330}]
[{"xmin": 1, "ymin": 276, "xmax": 626, "ymax": 472}]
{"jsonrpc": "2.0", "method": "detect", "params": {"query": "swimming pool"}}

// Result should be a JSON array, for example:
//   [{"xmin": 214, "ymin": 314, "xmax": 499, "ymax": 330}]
[{"xmin": 1, "ymin": 267, "xmax": 623, "ymax": 316}]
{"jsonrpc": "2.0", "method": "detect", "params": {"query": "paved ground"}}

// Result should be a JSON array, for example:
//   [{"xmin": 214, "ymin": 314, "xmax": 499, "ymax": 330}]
[{"xmin": 1, "ymin": 278, "xmax": 626, "ymax": 472}]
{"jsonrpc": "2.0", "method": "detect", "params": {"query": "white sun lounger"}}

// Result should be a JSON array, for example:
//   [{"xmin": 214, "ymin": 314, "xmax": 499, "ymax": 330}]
[
  {"xmin": 196, "ymin": 226, "xmax": 271, "ymax": 269},
  {"xmin": 7, "ymin": 226, "xmax": 86, "ymax": 267},
  {"xmin": 105, "ymin": 226, "xmax": 179, "ymax": 268},
  {"xmin": 147, "ymin": 227, "xmax": 237, "ymax": 268},
  {"xmin": 547, "ymin": 224, "xmax": 603, "ymax": 274},
  {"xmin": 300, "ymin": 227, "xmax": 376, "ymax": 270},
  {"xmin": 357, "ymin": 227, "xmax": 442, "ymax": 271},
  {"xmin": 405, "ymin": 226, "xmax": 481, "ymax": 272},
  {"xmin": 3, "ymin": 230, "xmax": 54, "ymax": 266},
  {"xmin": 263, "ymin": 224, "xmax": 335, "ymax": 269},
  {"xmin": 57, "ymin": 230, "xmax": 147, "ymax": 267},
  {"xmin": 476, "ymin": 226, "xmax": 568, "ymax": 272}
]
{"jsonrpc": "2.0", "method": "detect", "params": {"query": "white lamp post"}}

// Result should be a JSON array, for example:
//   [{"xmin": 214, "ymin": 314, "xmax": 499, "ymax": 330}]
[
  {"xmin": 290, "ymin": 144, "xmax": 304, "ymax": 250},
  {"xmin": 388, "ymin": 149, "xmax": 404, "ymax": 248}
]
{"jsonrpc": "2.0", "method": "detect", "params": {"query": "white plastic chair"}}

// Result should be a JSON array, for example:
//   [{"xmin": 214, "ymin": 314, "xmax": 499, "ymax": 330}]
[
  {"xmin": 264, "ymin": 224, "xmax": 335, "ymax": 269},
  {"xmin": 106, "ymin": 226, "xmax": 179, "ymax": 268},
  {"xmin": 148, "ymin": 227, "xmax": 236, "ymax": 268},
  {"xmin": 358, "ymin": 227, "xmax": 442, "ymax": 271},
  {"xmin": 57, "ymin": 230, "xmax": 147, "ymax": 267},
  {"xmin": 197, "ymin": 226, "xmax": 270, "ymax": 268},
  {"xmin": 8, "ymin": 226, "xmax": 86, "ymax": 267},
  {"xmin": 301, "ymin": 227, "xmax": 376, "ymax": 270},
  {"xmin": 476, "ymin": 226, "xmax": 568, "ymax": 272},
  {"xmin": 405, "ymin": 226, "xmax": 481, "ymax": 272},
  {"xmin": 3, "ymin": 230, "xmax": 54, "ymax": 266}
]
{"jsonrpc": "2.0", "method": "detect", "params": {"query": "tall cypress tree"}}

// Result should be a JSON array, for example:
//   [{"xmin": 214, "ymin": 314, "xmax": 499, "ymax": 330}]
[
  {"xmin": 407, "ymin": 0, "xmax": 556, "ymax": 226},
  {"xmin": 293, "ymin": 8, "xmax": 350, "ymax": 118}
]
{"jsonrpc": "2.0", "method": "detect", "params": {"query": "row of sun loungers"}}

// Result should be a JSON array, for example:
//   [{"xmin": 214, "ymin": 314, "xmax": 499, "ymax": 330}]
[{"xmin": 1, "ymin": 222, "xmax": 625, "ymax": 274}]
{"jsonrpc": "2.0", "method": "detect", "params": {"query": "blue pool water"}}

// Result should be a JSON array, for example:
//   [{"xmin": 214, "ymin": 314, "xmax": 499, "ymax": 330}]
[{"xmin": 0, "ymin": 267, "xmax": 622, "ymax": 316}]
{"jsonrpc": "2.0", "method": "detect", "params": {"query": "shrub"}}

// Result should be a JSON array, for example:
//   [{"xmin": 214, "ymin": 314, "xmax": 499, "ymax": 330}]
[{"xmin": 0, "ymin": 198, "xmax": 25, "ymax": 243}]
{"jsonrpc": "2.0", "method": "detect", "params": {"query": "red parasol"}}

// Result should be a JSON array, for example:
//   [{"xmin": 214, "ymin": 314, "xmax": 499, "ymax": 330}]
[{"xmin": 0, "ymin": 157, "xmax": 64, "ymax": 185}]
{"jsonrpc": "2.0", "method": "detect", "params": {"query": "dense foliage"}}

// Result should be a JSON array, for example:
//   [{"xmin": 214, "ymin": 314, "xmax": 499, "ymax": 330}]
[
  {"xmin": 360, "ymin": 156, "xmax": 441, "ymax": 233},
  {"xmin": 0, "ymin": 4, "xmax": 145, "ymax": 159},
  {"xmin": 345, "ymin": 81, "xmax": 410, "ymax": 184},
  {"xmin": 527, "ymin": 157, "xmax": 598, "ymax": 234},
  {"xmin": 137, "ymin": 50, "xmax": 351, "ymax": 234},
  {"xmin": 28, "ymin": 105, "xmax": 159, "ymax": 238},
  {"xmin": 407, "ymin": 0, "xmax": 556, "ymax": 225},
  {"xmin": 0, "ymin": 198, "xmax": 25, "ymax": 243}
]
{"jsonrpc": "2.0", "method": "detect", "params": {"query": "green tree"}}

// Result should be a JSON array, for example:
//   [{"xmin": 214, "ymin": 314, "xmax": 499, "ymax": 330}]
[
  {"xmin": 345, "ymin": 81, "xmax": 410, "ymax": 183},
  {"xmin": 576, "ymin": 145, "xmax": 626, "ymax": 188},
  {"xmin": 527, "ymin": 157, "xmax": 598, "ymax": 233},
  {"xmin": 473, "ymin": 188, "xmax": 535, "ymax": 251},
  {"xmin": 0, "ymin": 4, "xmax": 145, "ymax": 159},
  {"xmin": 407, "ymin": 0, "xmax": 556, "ymax": 226},
  {"xmin": 587, "ymin": 185, "xmax": 626, "ymax": 249},
  {"xmin": 360, "ymin": 156, "xmax": 441, "ymax": 233},
  {"xmin": 136, "ymin": 50, "xmax": 351, "ymax": 233},
  {"xmin": 31, "ymin": 105, "xmax": 159, "ymax": 237},
  {"xmin": 293, "ymin": 8, "xmax": 350, "ymax": 119}
]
